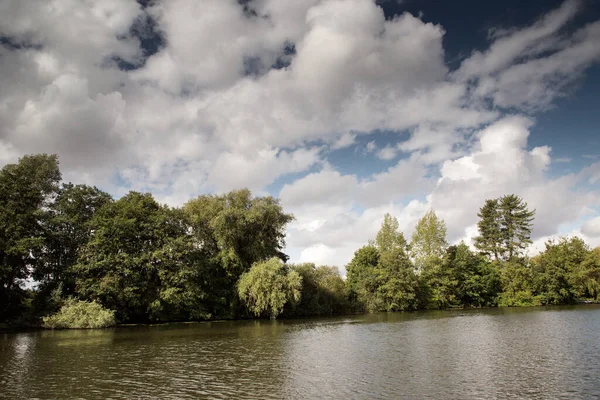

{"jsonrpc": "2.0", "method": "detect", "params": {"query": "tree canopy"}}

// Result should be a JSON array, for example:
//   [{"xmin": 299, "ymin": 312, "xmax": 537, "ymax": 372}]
[{"xmin": 1, "ymin": 154, "xmax": 599, "ymax": 327}]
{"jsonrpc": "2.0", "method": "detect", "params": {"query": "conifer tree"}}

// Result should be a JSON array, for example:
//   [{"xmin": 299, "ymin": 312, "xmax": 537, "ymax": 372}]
[
  {"xmin": 474, "ymin": 195, "xmax": 535, "ymax": 261},
  {"xmin": 499, "ymin": 194, "xmax": 535, "ymax": 260},
  {"xmin": 474, "ymin": 199, "xmax": 502, "ymax": 261}
]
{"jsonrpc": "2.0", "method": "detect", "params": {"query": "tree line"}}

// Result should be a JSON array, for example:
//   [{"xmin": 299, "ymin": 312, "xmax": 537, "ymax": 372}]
[{"xmin": 1, "ymin": 154, "xmax": 599, "ymax": 327}]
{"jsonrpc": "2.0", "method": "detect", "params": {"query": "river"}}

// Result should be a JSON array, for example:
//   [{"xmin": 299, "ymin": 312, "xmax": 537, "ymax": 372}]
[{"xmin": 1, "ymin": 306, "xmax": 599, "ymax": 399}]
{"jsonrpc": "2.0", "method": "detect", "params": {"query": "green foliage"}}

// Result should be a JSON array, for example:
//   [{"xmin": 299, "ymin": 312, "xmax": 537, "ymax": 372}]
[
  {"xmin": 474, "ymin": 195, "xmax": 535, "ymax": 261},
  {"xmin": 287, "ymin": 264, "xmax": 348, "ymax": 316},
  {"xmin": 496, "ymin": 258, "xmax": 536, "ymax": 307},
  {"xmin": 183, "ymin": 189, "xmax": 294, "ymax": 317},
  {"xmin": 572, "ymin": 247, "xmax": 600, "ymax": 300},
  {"xmin": 184, "ymin": 189, "xmax": 294, "ymax": 277},
  {"xmin": 411, "ymin": 210, "xmax": 448, "ymax": 271},
  {"xmin": 422, "ymin": 243, "xmax": 500, "ymax": 309},
  {"xmin": 531, "ymin": 237, "xmax": 588, "ymax": 305},
  {"xmin": 72, "ymin": 192, "xmax": 201, "ymax": 322},
  {"xmin": 345, "ymin": 245, "xmax": 380, "ymax": 311},
  {"xmin": 347, "ymin": 216, "xmax": 419, "ymax": 312},
  {"xmin": 42, "ymin": 298, "xmax": 116, "ymax": 329},
  {"xmin": 375, "ymin": 213, "xmax": 408, "ymax": 253},
  {"xmin": 374, "ymin": 247, "xmax": 420, "ymax": 311},
  {"xmin": 36, "ymin": 184, "xmax": 113, "ymax": 296},
  {"xmin": 0, "ymin": 154, "xmax": 61, "ymax": 320},
  {"xmin": 238, "ymin": 258, "xmax": 302, "ymax": 319},
  {"xmin": 2, "ymin": 155, "xmax": 599, "ymax": 325}
]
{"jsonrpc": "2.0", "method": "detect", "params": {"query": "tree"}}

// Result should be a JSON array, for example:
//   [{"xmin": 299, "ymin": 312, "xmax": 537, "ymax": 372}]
[
  {"xmin": 499, "ymin": 194, "xmax": 535, "ymax": 260},
  {"xmin": 374, "ymin": 247, "xmax": 420, "ymax": 311},
  {"xmin": 531, "ymin": 237, "xmax": 588, "ymax": 305},
  {"xmin": 72, "ymin": 192, "xmax": 198, "ymax": 322},
  {"xmin": 184, "ymin": 189, "xmax": 293, "ymax": 275},
  {"xmin": 183, "ymin": 189, "xmax": 294, "ymax": 316},
  {"xmin": 571, "ymin": 247, "xmax": 600, "ymax": 301},
  {"xmin": 36, "ymin": 184, "xmax": 113, "ymax": 296},
  {"xmin": 375, "ymin": 213, "xmax": 407, "ymax": 253},
  {"xmin": 411, "ymin": 210, "xmax": 448, "ymax": 272},
  {"xmin": 345, "ymin": 245, "xmax": 380, "ymax": 312},
  {"xmin": 287, "ymin": 263, "xmax": 347, "ymax": 316},
  {"xmin": 497, "ymin": 259, "xmax": 536, "ymax": 307},
  {"xmin": 474, "ymin": 195, "xmax": 535, "ymax": 261},
  {"xmin": 0, "ymin": 154, "xmax": 61, "ymax": 320},
  {"xmin": 237, "ymin": 257, "xmax": 302, "ymax": 319},
  {"xmin": 473, "ymin": 199, "xmax": 502, "ymax": 261}
]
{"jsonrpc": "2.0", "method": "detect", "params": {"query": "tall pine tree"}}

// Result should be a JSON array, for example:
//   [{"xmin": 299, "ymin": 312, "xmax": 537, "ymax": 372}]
[
  {"xmin": 474, "ymin": 199, "xmax": 502, "ymax": 261},
  {"xmin": 499, "ymin": 194, "xmax": 535, "ymax": 260},
  {"xmin": 474, "ymin": 195, "xmax": 535, "ymax": 261}
]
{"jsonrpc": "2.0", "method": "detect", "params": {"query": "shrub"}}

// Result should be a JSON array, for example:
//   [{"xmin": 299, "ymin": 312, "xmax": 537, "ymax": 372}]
[{"xmin": 42, "ymin": 298, "xmax": 116, "ymax": 329}]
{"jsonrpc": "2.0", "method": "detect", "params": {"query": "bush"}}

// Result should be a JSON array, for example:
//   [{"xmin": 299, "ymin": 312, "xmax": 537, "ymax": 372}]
[{"xmin": 42, "ymin": 299, "xmax": 116, "ymax": 329}]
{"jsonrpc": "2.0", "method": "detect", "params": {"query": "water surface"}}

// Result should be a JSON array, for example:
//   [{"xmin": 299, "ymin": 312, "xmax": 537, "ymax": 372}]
[{"xmin": 2, "ymin": 306, "xmax": 599, "ymax": 399}]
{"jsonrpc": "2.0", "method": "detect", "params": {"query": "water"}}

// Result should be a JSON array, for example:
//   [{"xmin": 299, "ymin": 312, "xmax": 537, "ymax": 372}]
[{"xmin": 1, "ymin": 306, "xmax": 599, "ymax": 399}]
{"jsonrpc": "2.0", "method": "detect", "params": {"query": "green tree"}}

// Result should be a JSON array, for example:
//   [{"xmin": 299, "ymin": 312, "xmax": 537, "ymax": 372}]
[
  {"xmin": 497, "ymin": 259, "xmax": 536, "ymax": 307},
  {"xmin": 36, "ymin": 184, "xmax": 113, "ymax": 296},
  {"xmin": 73, "ymin": 192, "xmax": 199, "ymax": 322},
  {"xmin": 410, "ymin": 210, "xmax": 448, "ymax": 271},
  {"xmin": 473, "ymin": 199, "xmax": 502, "ymax": 261},
  {"xmin": 375, "ymin": 213, "xmax": 407, "ymax": 253},
  {"xmin": 499, "ymin": 194, "xmax": 535, "ymax": 260},
  {"xmin": 237, "ymin": 258, "xmax": 302, "ymax": 319},
  {"xmin": 287, "ymin": 263, "xmax": 347, "ymax": 316},
  {"xmin": 183, "ymin": 189, "xmax": 294, "ymax": 316},
  {"xmin": 0, "ymin": 154, "xmax": 61, "ymax": 320},
  {"xmin": 474, "ymin": 195, "xmax": 535, "ymax": 261},
  {"xmin": 571, "ymin": 247, "xmax": 600, "ymax": 301},
  {"xmin": 422, "ymin": 243, "xmax": 500, "ymax": 309},
  {"xmin": 374, "ymin": 247, "xmax": 420, "ymax": 311},
  {"xmin": 345, "ymin": 245, "xmax": 380, "ymax": 312},
  {"xmin": 531, "ymin": 237, "xmax": 588, "ymax": 305}
]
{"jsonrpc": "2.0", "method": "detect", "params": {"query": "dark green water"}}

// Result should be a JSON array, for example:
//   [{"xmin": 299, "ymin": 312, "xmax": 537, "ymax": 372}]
[{"xmin": 1, "ymin": 306, "xmax": 600, "ymax": 399}]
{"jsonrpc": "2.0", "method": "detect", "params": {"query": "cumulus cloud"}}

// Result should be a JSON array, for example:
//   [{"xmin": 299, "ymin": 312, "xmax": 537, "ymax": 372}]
[
  {"xmin": 1, "ymin": 0, "xmax": 599, "ymax": 269},
  {"xmin": 581, "ymin": 217, "xmax": 600, "ymax": 238}
]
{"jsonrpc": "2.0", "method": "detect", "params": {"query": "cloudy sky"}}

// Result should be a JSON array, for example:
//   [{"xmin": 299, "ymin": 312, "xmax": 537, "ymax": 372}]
[{"xmin": 1, "ymin": 0, "xmax": 600, "ymax": 272}]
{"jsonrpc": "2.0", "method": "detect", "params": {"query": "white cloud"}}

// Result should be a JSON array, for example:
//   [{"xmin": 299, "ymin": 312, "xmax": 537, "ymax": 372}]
[
  {"xmin": 581, "ymin": 217, "xmax": 600, "ymax": 238},
  {"xmin": 1, "ymin": 0, "xmax": 599, "ymax": 269},
  {"xmin": 376, "ymin": 145, "xmax": 397, "ymax": 160}
]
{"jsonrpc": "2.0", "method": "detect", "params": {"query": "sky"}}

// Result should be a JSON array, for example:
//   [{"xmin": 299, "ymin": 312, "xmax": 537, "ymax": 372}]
[{"xmin": 1, "ymin": 0, "xmax": 600, "ymax": 273}]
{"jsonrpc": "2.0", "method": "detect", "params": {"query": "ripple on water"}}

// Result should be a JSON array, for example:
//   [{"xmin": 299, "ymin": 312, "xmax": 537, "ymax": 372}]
[{"xmin": 1, "ymin": 306, "xmax": 600, "ymax": 399}]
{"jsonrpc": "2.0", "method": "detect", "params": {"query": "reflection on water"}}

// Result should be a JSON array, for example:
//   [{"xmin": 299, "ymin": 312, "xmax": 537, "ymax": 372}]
[{"xmin": 1, "ymin": 306, "xmax": 599, "ymax": 399}]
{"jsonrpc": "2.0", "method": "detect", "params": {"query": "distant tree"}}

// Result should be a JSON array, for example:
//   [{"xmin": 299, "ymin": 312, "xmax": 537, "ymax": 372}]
[
  {"xmin": 410, "ymin": 210, "xmax": 448, "ymax": 271},
  {"xmin": 184, "ymin": 189, "xmax": 294, "ymax": 277},
  {"xmin": 35, "ymin": 183, "xmax": 113, "ymax": 296},
  {"xmin": 374, "ymin": 246, "xmax": 420, "ymax": 311},
  {"xmin": 473, "ymin": 199, "xmax": 502, "ymax": 261},
  {"xmin": 0, "ymin": 154, "xmax": 61, "ymax": 320},
  {"xmin": 375, "ymin": 213, "xmax": 407, "ymax": 253},
  {"xmin": 422, "ymin": 242, "xmax": 500, "ymax": 309},
  {"xmin": 474, "ymin": 195, "xmax": 535, "ymax": 261},
  {"xmin": 345, "ymin": 245, "xmax": 380, "ymax": 311},
  {"xmin": 237, "ymin": 258, "xmax": 302, "ymax": 319},
  {"xmin": 288, "ymin": 263, "xmax": 347, "ymax": 316},
  {"xmin": 497, "ymin": 259, "xmax": 536, "ymax": 307},
  {"xmin": 499, "ymin": 194, "xmax": 535, "ymax": 260},
  {"xmin": 571, "ymin": 247, "xmax": 600, "ymax": 301},
  {"xmin": 72, "ymin": 192, "xmax": 200, "ymax": 322},
  {"xmin": 183, "ymin": 189, "xmax": 294, "ymax": 316},
  {"xmin": 531, "ymin": 237, "xmax": 588, "ymax": 305}
]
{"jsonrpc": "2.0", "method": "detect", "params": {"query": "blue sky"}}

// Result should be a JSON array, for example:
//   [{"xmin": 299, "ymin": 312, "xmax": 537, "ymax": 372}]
[{"xmin": 1, "ymin": 0, "xmax": 600, "ymax": 270}]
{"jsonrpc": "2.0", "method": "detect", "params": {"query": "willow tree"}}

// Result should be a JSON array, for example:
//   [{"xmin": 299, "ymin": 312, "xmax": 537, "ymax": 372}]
[{"xmin": 237, "ymin": 258, "xmax": 302, "ymax": 319}]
